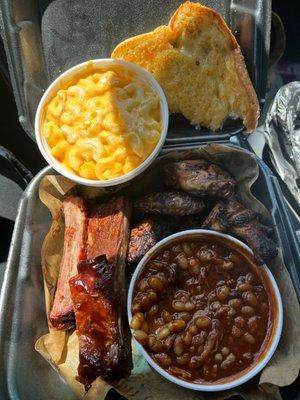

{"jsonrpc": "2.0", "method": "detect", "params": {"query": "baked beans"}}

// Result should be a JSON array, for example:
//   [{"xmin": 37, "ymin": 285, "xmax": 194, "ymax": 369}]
[{"xmin": 130, "ymin": 239, "xmax": 273, "ymax": 383}]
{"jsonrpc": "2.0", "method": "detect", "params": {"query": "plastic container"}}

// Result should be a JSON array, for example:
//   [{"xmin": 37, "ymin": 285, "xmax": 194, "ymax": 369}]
[
  {"xmin": 35, "ymin": 58, "xmax": 169, "ymax": 187},
  {"xmin": 0, "ymin": 1, "xmax": 298, "ymax": 399},
  {"xmin": 127, "ymin": 229, "xmax": 283, "ymax": 392},
  {"xmin": 0, "ymin": 0, "xmax": 271, "ymax": 142},
  {"xmin": 0, "ymin": 144, "xmax": 299, "ymax": 400}
]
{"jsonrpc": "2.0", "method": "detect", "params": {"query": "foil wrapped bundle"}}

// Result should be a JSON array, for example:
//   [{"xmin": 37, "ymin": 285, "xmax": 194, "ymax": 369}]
[{"xmin": 264, "ymin": 81, "xmax": 300, "ymax": 204}]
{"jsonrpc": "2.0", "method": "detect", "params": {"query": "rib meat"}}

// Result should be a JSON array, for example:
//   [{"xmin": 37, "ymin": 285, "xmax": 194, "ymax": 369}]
[
  {"xmin": 49, "ymin": 196, "xmax": 87, "ymax": 330},
  {"xmin": 87, "ymin": 196, "xmax": 131, "ymax": 260},
  {"xmin": 127, "ymin": 217, "xmax": 177, "ymax": 265},
  {"xmin": 202, "ymin": 198, "xmax": 277, "ymax": 263},
  {"xmin": 164, "ymin": 159, "xmax": 236, "ymax": 198},
  {"xmin": 70, "ymin": 196, "xmax": 132, "ymax": 390},
  {"xmin": 69, "ymin": 255, "xmax": 132, "ymax": 391},
  {"xmin": 134, "ymin": 191, "xmax": 205, "ymax": 216}
]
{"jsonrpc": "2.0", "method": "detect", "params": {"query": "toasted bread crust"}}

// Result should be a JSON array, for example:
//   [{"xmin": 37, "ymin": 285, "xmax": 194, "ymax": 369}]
[
  {"xmin": 112, "ymin": 1, "xmax": 259, "ymax": 132},
  {"xmin": 232, "ymin": 48, "xmax": 260, "ymax": 132},
  {"xmin": 169, "ymin": 2, "xmax": 234, "ymax": 47}
]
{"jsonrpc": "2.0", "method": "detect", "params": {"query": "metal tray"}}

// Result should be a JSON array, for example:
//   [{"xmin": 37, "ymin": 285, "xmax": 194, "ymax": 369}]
[
  {"xmin": 0, "ymin": 143, "xmax": 299, "ymax": 400},
  {"xmin": 0, "ymin": 0, "xmax": 271, "ymax": 142}
]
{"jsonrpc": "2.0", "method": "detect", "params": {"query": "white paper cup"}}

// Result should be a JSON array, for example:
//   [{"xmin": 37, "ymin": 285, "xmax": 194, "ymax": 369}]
[
  {"xmin": 35, "ymin": 59, "xmax": 169, "ymax": 187},
  {"xmin": 127, "ymin": 229, "xmax": 283, "ymax": 392}
]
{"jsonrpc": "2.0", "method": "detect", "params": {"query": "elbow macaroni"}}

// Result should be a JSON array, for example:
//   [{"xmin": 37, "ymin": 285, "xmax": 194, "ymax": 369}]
[{"xmin": 42, "ymin": 65, "xmax": 162, "ymax": 180}]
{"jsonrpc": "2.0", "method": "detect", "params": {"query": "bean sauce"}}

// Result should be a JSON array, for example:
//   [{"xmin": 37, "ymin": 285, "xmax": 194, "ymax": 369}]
[{"xmin": 131, "ymin": 239, "xmax": 274, "ymax": 383}]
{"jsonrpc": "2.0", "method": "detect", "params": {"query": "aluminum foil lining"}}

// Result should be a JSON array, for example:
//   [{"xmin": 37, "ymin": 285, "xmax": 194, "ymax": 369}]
[{"xmin": 264, "ymin": 81, "xmax": 300, "ymax": 204}]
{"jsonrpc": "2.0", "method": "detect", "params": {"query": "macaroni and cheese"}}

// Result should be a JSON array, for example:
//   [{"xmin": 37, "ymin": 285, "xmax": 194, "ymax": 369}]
[{"xmin": 42, "ymin": 64, "xmax": 162, "ymax": 180}]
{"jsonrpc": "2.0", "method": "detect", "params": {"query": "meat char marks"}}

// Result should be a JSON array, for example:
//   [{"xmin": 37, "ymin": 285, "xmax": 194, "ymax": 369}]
[
  {"xmin": 49, "ymin": 196, "xmax": 87, "ymax": 330},
  {"xmin": 127, "ymin": 217, "xmax": 177, "ymax": 266},
  {"xmin": 164, "ymin": 159, "xmax": 236, "ymax": 198},
  {"xmin": 134, "ymin": 191, "xmax": 205, "ymax": 216},
  {"xmin": 70, "ymin": 196, "xmax": 132, "ymax": 390},
  {"xmin": 203, "ymin": 198, "xmax": 278, "ymax": 263}
]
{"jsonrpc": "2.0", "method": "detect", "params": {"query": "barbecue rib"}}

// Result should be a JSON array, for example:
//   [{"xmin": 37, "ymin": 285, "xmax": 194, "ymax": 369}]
[
  {"xmin": 203, "ymin": 199, "xmax": 278, "ymax": 263},
  {"xmin": 70, "ymin": 196, "xmax": 132, "ymax": 390},
  {"xmin": 69, "ymin": 255, "xmax": 132, "ymax": 391},
  {"xmin": 134, "ymin": 191, "xmax": 205, "ymax": 216},
  {"xmin": 87, "ymin": 196, "xmax": 131, "ymax": 260},
  {"xmin": 49, "ymin": 196, "xmax": 87, "ymax": 330},
  {"xmin": 164, "ymin": 159, "xmax": 236, "ymax": 198},
  {"xmin": 127, "ymin": 217, "xmax": 177, "ymax": 265}
]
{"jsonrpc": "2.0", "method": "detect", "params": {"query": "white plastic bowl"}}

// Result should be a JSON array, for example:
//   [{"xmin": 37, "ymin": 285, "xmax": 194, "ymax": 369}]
[
  {"xmin": 35, "ymin": 58, "xmax": 169, "ymax": 187},
  {"xmin": 127, "ymin": 229, "xmax": 283, "ymax": 392}
]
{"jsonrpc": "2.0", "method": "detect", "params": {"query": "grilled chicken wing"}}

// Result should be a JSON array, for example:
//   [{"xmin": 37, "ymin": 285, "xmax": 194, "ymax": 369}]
[
  {"xmin": 134, "ymin": 191, "xmax": 205, "ymax": 216},
  {"xmin": 203, "ymin": 199, "xmax": 277, "ymax": 263},
  {"xmin": 49, "ymin": 196, "xmax": 87, "ymax": 330},
  {"xmin": 127, "ymin": 217, "xmax": 177, "ymax": 265},
  {"xmin": 178, "ymin": 213, "xmax": 206, "ymax": 230},
  {"xmin": 202, "ymin": 202, "xmax": 228, "ymax": 232},
  {"xmin": 164, "ymin": 159, "xmax": 236, "ymax": 198},
  {"xmin": 224, "ymin": 199, "xmax": 257, "ymax": 225},
  {"xmin": 231, "ymin": 221, "xmax": 278, "ymax": 263}
]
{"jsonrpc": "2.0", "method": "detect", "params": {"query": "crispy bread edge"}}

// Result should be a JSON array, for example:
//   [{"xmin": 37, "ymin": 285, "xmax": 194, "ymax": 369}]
[
  {"xmin": 112, "ymin": 26, "xmax": 173, "ymax": 59},
  {"xmin": 169, "ymin": 2, "xmax": 259, "ymax": 132},
  {"xmin": 232, "ymin": 48, "xmax": 260, "ymax": 132}
]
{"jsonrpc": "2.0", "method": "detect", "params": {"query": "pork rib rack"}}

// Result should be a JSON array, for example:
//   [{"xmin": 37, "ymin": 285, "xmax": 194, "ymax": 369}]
[{"xmin": 70, "ymin": 196, "xmax": 132, "ymax": 390}]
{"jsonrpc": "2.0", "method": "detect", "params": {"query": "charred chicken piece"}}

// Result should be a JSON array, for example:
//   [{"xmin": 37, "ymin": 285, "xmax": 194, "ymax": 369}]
[
  {"xmin": 225, "ymin": 200, "xmax": 277, "ymax": 261},
  {"xmin": 203, "ymin": 199, "xmax": 277, "ymax": 263},
  {"xmin": 127, "ymin": 217, "xmax": 177, "ymax": 266},
  {"xmin": 231, "ymin": 221, "xmax": 278, "ymax": 263},
  {"xmin": 49, "ymin": 196, "xmax": 87, "ymax": 330},
  {"xmin": 69, "ymin": 255, "xmax": 132, "ymax": 392},
  {"xmin": 224, "ymin": 199, "xmax": 257, "ymax": 226},
  {"xmin": 164, "ymin": 159, "xmax": 236, "ymax": 198},
  {"xmin": 202, "ymin": 202, "xmax": 228, "ymax": 232},
  {"xmin": 178, "ymin": 213, "xmax": 206, "ymax": 230},
  {"xmin": 134, "ymin": 191, "xmax": 205, "ymax": 216}
]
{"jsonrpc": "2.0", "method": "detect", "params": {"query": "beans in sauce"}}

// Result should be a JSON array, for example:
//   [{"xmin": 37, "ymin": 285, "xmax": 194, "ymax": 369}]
[{"xmin": 131, "ymin": 239, "xmax": 273, "ymax": 383}]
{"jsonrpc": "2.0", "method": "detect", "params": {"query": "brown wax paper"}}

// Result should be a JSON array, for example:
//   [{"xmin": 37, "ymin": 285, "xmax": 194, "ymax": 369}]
[{"xmin": 35, "ymin": 144, "xmax": 300, "ymax": 400}]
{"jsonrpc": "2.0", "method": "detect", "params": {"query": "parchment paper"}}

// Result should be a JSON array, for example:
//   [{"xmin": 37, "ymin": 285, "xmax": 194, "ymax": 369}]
[{"xmin": 35, "ymin": 144, "xmax": 300, "ymax": 400}]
